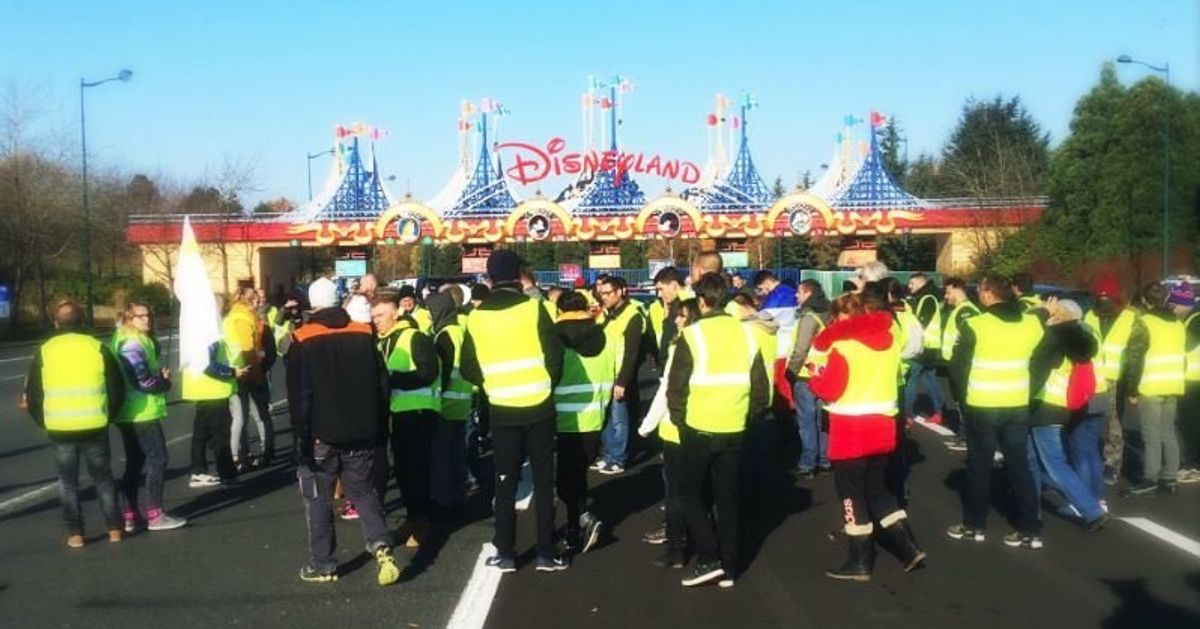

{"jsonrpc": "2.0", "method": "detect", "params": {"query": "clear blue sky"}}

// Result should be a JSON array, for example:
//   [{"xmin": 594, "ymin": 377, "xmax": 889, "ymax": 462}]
[{"xmin": 2, "ymin": 0, "xmax": 1196, "ymax": 207}]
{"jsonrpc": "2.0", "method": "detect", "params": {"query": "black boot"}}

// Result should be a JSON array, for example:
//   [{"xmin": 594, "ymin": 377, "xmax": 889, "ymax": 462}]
[
  {"xmin": 825, "ymin": 534, "xmax": 874, "ymax": 582},
  {"xmin": 881, "ymin": 519, "xmax": 927, "ymax": 573}
]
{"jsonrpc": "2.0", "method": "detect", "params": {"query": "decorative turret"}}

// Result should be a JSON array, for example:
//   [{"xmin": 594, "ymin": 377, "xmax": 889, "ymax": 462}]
[
  {"xmin": 443, "ymin": 99, "xmax": 519, "ymax": 217},
  {"xmin": 687, "ymin": 93, "xmax": 774, "ymax": 212},
  {"xmin": 562, "ymin": 75, "xmax": 646, "ymax": 215},
  {"xmin": 283, "ymin": 124, "xmax": 394, "ymax": 223},
  {"xmin": 827, "ymin": 111, "xmax": 926, "ymax": 212}
]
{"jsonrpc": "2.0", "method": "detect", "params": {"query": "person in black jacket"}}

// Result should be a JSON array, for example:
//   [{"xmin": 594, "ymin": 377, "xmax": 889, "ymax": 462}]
[
  {"xmin": 904, "ymin": 273, "xmax": 945, "ymax": 423},
  {"xmin": 25, "ymin": 300, "xmax": 126, "ymax": 548},
  {"xmin": 287, "ymin": 278, "xmax": 400, "ymax": 586},
  {"xmin": 595, "ymin": 275, "xmax": 648, "ymax": 475},
  {"xmin": 461, "ymin": 251, "xmax": 565, "ymax": 573}
]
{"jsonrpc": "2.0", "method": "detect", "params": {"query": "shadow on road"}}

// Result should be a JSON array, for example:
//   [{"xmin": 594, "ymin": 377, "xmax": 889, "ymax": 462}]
[{"xmin": 1101, "ymin": 573, "xmax": 1200, "ymax": 629}]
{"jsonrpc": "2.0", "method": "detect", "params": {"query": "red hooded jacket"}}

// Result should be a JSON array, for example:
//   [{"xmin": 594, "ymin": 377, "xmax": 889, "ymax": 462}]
[{"xmin": 807, "ymin": 311, "xmax": 899, "ymax": 460}]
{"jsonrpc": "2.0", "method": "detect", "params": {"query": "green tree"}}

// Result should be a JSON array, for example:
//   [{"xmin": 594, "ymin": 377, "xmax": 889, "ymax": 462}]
[
  {"xmin": 940, "ymin": 95, "xmax": 1049, "ymax": 199},
  {"xmin": 879, "ymin": 117, "xmax": 908, "ymax": 184}
]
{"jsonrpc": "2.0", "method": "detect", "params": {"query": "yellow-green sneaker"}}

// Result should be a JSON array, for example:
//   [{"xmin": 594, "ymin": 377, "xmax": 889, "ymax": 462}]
[{"xmin": 375, "ymin": 547, "xmax": 401, "ymax": 586}]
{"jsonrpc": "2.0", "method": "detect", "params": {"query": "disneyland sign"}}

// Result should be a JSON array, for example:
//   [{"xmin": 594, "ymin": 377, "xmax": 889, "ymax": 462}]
[{"xmin": 495, "ymin": 137, "xmax": 701, "ymax": 187}]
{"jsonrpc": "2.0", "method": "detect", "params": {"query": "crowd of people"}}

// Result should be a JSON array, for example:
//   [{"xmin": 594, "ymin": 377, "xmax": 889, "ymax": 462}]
[{"xmin": 23, "ymin": 252, "xmax": 1200, "ymax": 588}]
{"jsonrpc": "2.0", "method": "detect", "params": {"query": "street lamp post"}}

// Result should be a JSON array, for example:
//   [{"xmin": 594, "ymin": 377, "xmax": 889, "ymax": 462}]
[
  {"xmin": 1117, "ymin": 55, "xmax": 1171, "ymax": 279},
  {"xmin": 80, "ymin": 69, "xmax": 132, "ymax": 327},
  {"xmin": 306, "ymin": 148, "xmax": 336, "ymax": 200}
]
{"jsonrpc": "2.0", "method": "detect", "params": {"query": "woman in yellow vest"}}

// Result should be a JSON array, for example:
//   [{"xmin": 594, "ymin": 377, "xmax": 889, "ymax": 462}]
[
  {"xmin": 111, "ymin": 302, "xmax": 187, "ymax": 532},
  {"xmin": 638, "ymin": 298, "xmax": 701, "ymax": 568},
  {"xmin": 553, "ymin": 290, "xmax": 614, "ymax": 555},
  {"xmin": 184, "ymin": 294, "xmax": 248, "ymax": 489},
  {"xmin": 1123, "ymin": 283, "xmax": 1189, "ymax": 496},
  {"xmin": 25, "ymin": 300, "xmax": 126, "ymax": 548},
  {"xmin": 808, "ymin": 293, "xmax": 925, "ymax": 581}
]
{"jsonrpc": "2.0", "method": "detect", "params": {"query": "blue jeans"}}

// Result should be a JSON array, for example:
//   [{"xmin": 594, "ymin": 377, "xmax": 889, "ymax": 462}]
[
  {"xmin": 601, "ymin": 398, "xmax": 630, "ymax": 466},
  {"xmin": 793, "ymin": 380, "xmax": 828, "ymax": 470},
  {"xmin": 54, "ymin": 432, "xmax": 121, "ymax": 535},
  {"xmin": 1066, "ymin": 413, "xmax": 1105, "ymax": 505},
  {"xmin": 903, "ymin": 363, "xmax": 943, "ymax": 419},
  {"xmin": 1027, "ymin": 425, "xmax": 1104, "ymax": 524}
]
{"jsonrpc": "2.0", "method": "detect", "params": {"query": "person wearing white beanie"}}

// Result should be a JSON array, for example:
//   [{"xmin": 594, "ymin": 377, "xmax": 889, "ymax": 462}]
[{"xmin": 308, "ymin": 277, "xmax": 339, "ymax": 311}]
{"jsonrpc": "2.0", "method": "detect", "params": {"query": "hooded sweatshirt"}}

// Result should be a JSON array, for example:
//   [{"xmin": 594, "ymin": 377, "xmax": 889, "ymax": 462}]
[
  {"xmin": 557, "ymin": 311, "xmax": 607, "ymax": 358},
  {"xmin": 426, "ymin": 293, "xmax": 459, "ymax": 392},
  {"xmin": 808, "ymin": 311, "xmax": 900, "ymax": 459},
  {"xmin": 1030, "ymin": 320, "xmax": 1098, "ymax": 425}
]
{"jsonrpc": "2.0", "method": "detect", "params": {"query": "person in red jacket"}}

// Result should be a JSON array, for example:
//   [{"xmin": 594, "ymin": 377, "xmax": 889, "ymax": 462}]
[{"xmin": 808, "ymin": 292, "xmax": 925, "ymax": 582}]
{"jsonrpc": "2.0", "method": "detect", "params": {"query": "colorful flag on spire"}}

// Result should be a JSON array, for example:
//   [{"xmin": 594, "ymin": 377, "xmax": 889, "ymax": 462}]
[{"xmin": 870, "ymin": 111, "xmax": 888, "ymax": 128}]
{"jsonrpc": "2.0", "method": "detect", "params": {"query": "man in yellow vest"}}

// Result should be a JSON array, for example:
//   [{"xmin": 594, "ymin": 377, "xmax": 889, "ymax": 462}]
[
  {"xmin": 940, "ymin": 277, "xmax": 979, "ymax": 452},
  {"xmin": 185, "ymin": 294, "xmax": 247, "ymax": 490},
  {"xmin": 1180, "ymin": 288, "xmax": 1200, "ymax": 484},
  {"xmin": 1012, "ymin": 272, "xmax": 1048, "ymax": 323},
  {"xmin": 553, "ymin": 290, "xmax": 613, "ymax": 555},
  {"xmin": 667, "ymin": 273, "xmax": 769, "ymax": 588},
  {"xmin": 427, "ymin": 293, "xmax": 473, "ymax": 512},
  {"xmin": 287, "ymin": 278, "xmax": 400, "ymax": 585},
  {"xmin": 111, "ymin": 301, "xmax": 187, "ymax": 533},
  {"xmin": 787, "ymin": 279, "xmax": 832, "ymax": 477},
  {"xmin": 461, "ymin": 250, "xmax": 565, "ymax": 573},
  {"xmin": 1084, "ymin": 275, "xmax": 1138, "ymax": 485},
  {"xmin": 1122, "ymin": 282, "xmax": 1188, "ymax": 496},
  {"xmin": 25, "ymin": 300, "xmax": 126, "ymax": 549},
  {"xmin": 595, "ymin": 275, "xmax": 649, "ymax": 475},
  {"xmin": 375, "ymin": 289, "xmax": 440, "ymax": 544},
  {"xmin": 397, "ymin": 285, "xmax": 433, "ymax": 333},
  {"xmin": 649, "ymin": 266, "xmax": 687, "ymax": 363},
  {"xmin": 905, "ymin": 273, "xmax": 946, "ymax": 424},
  {"xmin": 946, "ymin": 275, "xmax": 1046, "ymax": 550}
]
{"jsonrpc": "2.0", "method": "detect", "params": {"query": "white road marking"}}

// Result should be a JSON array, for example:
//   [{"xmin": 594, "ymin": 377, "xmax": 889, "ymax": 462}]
[
  {"xmin": 0, "ymin": 356, "xmax": 32, "ymax": 363},
  {"xmin": 446, "ymin": 543, "xmax": 502, "ymax": 629},
  {"xmin": 913, "ymin": 419, "xmax": 956, "ymax": 437},
  {"xmin": 1118, "ymin": 517, "xmax": 1200, "ymax": 560},
  {"xmin": 0, "ymin": 483, "xmax": 59, "ymax": 517},
  {"xmin": 0, "ymin": 374, "xmax": 25, "ymax": 382}
]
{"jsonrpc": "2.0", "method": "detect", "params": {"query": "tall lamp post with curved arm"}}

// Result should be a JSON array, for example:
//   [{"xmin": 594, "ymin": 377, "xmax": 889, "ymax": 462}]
[{"xmin": 80, "ymin": 69, "xmax": 133, "ymax": 326}]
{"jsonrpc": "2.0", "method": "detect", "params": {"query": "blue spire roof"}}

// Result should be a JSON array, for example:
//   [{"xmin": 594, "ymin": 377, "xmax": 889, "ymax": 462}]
[
  {"xmin": 827, "ymin": 128, "xmax": 925, "ymax": 212},
  {"xmin": 445, "ymin": 112, "xmax": 518, "ymax": 217},
  {"xmin": 690, "ymin": 103, "xmax": 774, "ymax": 212},
  {"xmin": 571, "ymin": 168, "xmax": 647, "ymax": 214},
  {"xmin": 292, "ymin": 138, "xmax": 392, "ymax": 222}
]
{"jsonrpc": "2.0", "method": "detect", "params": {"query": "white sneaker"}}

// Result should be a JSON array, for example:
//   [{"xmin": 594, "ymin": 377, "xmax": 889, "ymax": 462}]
[
  {"xmin": 1177, "ymin": 468, "xmax": 1200, "ymax": 484},
  {"xmin": 189, "ymin": 474, "xmax": 219, "ymax": 488}
]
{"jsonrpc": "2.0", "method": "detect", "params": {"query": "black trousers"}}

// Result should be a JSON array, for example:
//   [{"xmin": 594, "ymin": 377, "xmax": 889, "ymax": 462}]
[
  {"xmin": 680, "ymin": 429, "xmax": 742, "ymax": 573},
  {"xmin": 190, "ymin": 399, "xmax": 237, "ymax": 479},
  {"xmin": 556, "ymin": 431, "xmax": 600, "ymax": 528},
  {"xmin": 492, "ymin": 416, "xmax": 557, "ymax": 559},
  {"xmin": 662, "ymin": 441, "xmax": 686, "ymax": 550},
  {"xmin": 391, "ymin": 410, "xmax": 438, "ymax": 520},
  {"xmin": 962, "ymin": 406, "xmax": 1041, "ymax": 534},
  {"xmin": 297, "ymin": 444, "xmax": 391, "ymax": 572},
  {"xmin": 833, "ymin": 454, "xmax": 902, "ymax": 535}
]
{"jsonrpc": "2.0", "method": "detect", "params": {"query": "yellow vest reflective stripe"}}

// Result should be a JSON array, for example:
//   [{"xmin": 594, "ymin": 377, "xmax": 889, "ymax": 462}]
[
  {"xmin": 110, "ymin": 331, "xmax": 167, "ymax": 423},
  {"xmin": 1084, "ymin": 309, "xmax": 1136, "ymax": 382},
  {"xmin": 896, "ymin": 308, "xmax": 921, "ymax": 381},
  {"xmin": 40, "ymin": 334, "xmax": 109, "ymax": 431},
  {"xmin": 385, "ymin": 327, "xmax": 441, "ymax": 413},
  {"xmin": 554, "ymin": 335, "xmax": 615, "ymax": 433},
  {"xmin": 915, "ymin": 294, "xmax": 943, "ymax": 350},
  {"xmin": 797, "ymin": 311, "xmax": 827, "ymax": 379},
  {"xmin": 467, "ymin": 299, "xmax": 553, "ymax": 408},
  {"xmin": 1139, "ymin": 316, "xmax": 1185, "ymax": 396},
  {"xmin": 823, "ymin": 331, "xmax": 902, "ymax": 417},
  {"xmin": 1186, "ymin": 312, "xmax": 1200, "ymax": 382},
  {"xmin": 941, "ymin": 301, "xmax": 980, "ymax": 361},
  {"xmin": 965, "ymin": 312, "xmax": 1044, "ymax": 408},
  {"xmin": 682, "ymin": 315, "xmax": 757, "ymax": 433},
  {"xmin": 436, "ymin": 324, "xmax": 474, "ymax": 421}
]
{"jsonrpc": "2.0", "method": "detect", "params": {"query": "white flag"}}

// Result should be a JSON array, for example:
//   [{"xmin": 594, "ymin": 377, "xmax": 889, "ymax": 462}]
[{"xmin": 173, "ymin": 216, "xmax": 221, "ymax": 377}]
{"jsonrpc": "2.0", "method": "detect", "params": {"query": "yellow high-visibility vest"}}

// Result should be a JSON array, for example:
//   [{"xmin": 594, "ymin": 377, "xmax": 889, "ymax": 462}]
[
  {"xmin": 40, "ymin": 333, "xmax": 109, "ymax": 432},
  {"xmin": 681, "ymin": 315, "xmax": 758, "ymax": 433},
  {"xmin": 1186, "ymin": 312, "xmax": 1200, "ymax": 382},
  {"xmin": 914, "ymin": 293, "xmax": 943, "ymax": 351},
  {"xmin": 1139, "ymin": 316, "xmax": 1185, "ymax": 397},
  {"xmin": 823, "ymin": 330, "xmax": 902, "ymax": 417},
  {"xmin": 110, "ymin": 330, "xmax": 167, "ymax": 422},
  {"xmin": 436, "ymin": 323, "xmax": 474, "ymax": 421},
  {"xmin": 554, "ymin": 333, "xmax": 615, "ymax": 433},
  {"xmin": 467, "ymin": 299, "xmax": 552, "ymax": 408},
  {"xmin": 383, "ymin": 326, "xmax": 441, "ymax": 414},
  {"xmin": 964, "ymin": 312, "xmax": 1044, "ymax": 408},
  {"xmin": 1083, "ymin": 309, "xmax": 1137, "ymax": 382},
  {"xmin": 942, "ymin": 301, "xmax": 980, "ymax": 362}
]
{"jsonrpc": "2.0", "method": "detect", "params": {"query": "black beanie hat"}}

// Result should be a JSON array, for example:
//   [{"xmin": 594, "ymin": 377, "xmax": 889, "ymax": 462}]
[{"xmin": 487, "ymin": 250, "xmax": 523, "ymax": 283}]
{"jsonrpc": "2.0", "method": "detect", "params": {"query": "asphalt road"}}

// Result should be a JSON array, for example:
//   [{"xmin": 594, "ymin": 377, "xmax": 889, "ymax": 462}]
[{"xmin": 0, "ymin": 343, "xmax": 1196, "ymax": 629}]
